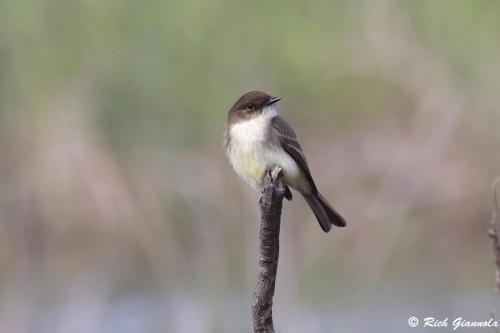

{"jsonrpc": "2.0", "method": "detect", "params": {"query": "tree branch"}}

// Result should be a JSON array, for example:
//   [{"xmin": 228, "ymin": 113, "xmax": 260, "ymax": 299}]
[
  {"xmin": 252, "ymin": 167, "xmax": 286, "ymax": 333},
  {"xmin": 488, "ymin": 178, "xmax": 500, "ymax": 291}
]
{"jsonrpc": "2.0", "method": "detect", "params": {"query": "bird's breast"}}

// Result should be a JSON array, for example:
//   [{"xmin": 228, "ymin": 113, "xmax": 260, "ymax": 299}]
[
  {"xmin": 226, "ymin": 115, "xmax": 311, "ymax": 193},
  {"xmin": 226, "ymin": 117, "xmax": 270, "ymax": 189}
]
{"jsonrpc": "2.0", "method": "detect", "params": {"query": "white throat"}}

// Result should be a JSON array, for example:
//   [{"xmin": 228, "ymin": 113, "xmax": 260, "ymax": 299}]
[{"xmin": 229, "ymin": 106, "xmax": 278, "ymax": 143}]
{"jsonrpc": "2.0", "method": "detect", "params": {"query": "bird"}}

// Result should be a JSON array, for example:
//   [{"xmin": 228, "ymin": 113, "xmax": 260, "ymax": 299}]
[{"xmin": 224, "ymin": 90, "xmax": 346, "ymax": 232}]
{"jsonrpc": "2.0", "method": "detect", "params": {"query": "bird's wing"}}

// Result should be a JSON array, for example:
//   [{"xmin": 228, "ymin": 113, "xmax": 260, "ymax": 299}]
[{"xmin": 271, "ymin": 116, "xmax": 317, "ymax": 193}]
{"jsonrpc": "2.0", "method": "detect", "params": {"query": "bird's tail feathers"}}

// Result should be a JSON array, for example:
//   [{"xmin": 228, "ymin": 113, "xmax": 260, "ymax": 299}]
[{"xmin": 304, "ymin": 192, "xmax": 346, "ymax": 233}]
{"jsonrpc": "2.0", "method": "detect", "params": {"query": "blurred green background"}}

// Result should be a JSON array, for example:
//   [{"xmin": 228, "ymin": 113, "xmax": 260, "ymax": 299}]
[{"xmin": 1, "ymin": 0, "xmax": 500, "ymax": 332}]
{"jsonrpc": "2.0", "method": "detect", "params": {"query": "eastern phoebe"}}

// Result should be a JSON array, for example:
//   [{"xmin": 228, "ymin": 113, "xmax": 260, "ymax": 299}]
[{"xmin": 224, "ymin": 91, "xmax": 346, "ymax": 232}]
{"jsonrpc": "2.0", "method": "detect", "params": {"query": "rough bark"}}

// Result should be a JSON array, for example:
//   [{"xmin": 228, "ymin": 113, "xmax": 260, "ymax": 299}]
[
  {"xmin": 489, "ymin": 178, "xmax": 500, "ymax": 291},
  {"xmin": 252, "ymin": 167, "xmax": 286, "ymax": 333}
]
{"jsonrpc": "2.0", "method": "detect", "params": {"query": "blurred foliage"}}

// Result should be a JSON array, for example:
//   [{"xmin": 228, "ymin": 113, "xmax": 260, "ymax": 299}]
[
  {"xmin": 2, "ymin": 0, "xmax": 498, "ymax": 148},
  {"xmin": 0, "ymin": 0, "xmax": 500, "ymax": 332}
]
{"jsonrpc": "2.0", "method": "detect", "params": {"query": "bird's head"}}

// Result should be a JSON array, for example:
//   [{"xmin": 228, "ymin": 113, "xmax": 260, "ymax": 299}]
[{"xmin": 227, "ymin": 91, "xmax": 281, "ymax": 124}]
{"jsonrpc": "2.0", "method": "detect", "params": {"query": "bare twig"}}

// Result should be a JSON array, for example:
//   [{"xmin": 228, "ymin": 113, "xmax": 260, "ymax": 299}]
[
  {"xmin": 252, "ymin": 167, "xmax": 286, "ymax": 333},
  {"xmin": 488, "ymin": 178, "xmax": 500, "ymax": 291}
]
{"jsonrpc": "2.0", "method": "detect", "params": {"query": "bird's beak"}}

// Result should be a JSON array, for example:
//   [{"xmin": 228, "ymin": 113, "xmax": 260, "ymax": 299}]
[{"xmin": 266, "ymin": 97, "xmax": 281, "ymax": 106}]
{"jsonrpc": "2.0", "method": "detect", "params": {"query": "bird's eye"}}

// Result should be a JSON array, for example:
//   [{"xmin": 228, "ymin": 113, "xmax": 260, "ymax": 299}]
[{"xmin": 247, "ymin": 104, "xmax": 256, "ymax": 111}]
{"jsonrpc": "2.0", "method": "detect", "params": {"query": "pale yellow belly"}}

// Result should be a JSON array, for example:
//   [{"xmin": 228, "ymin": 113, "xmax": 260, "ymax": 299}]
[
  {"xmin": 227, "ymin": 141, "xmax": 311, "ymax": 194},
  {"xmin": 227, "ymin": 142, "xmax": 268, "ymax": 189}
]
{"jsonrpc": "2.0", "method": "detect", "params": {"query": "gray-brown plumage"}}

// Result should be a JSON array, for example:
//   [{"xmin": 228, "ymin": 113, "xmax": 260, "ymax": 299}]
[{"xmin": 225, "ymin": 91, "xmax": 346, "ymax": 232}]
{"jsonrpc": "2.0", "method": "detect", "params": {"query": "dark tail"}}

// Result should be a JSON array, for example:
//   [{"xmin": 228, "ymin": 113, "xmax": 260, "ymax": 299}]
[{"xmin": 303, "ymin": 192, "xmax": 346, "ymax": 233}]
